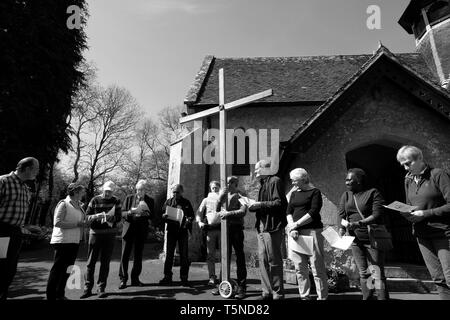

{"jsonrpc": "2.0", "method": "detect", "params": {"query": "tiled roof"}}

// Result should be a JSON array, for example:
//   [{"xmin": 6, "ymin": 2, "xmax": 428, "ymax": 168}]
[{"xmin": 185, "ymin": 51, "xmax": 440, "ymax": 106}]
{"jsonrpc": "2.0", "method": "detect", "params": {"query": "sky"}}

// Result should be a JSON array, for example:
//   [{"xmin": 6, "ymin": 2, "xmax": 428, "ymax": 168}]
[{"xmin": 84, "ymin": 0, "xmax": 416, "ymax": 117}]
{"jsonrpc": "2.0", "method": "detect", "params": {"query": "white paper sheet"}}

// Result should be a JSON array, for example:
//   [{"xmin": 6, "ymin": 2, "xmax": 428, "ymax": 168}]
[
  {"xmin": 238, "ymin": 196, "xmax": 256, "ymax": 207},
  {"xmin": 165, "ymin": 206, "xmax": 184, "ymax": 224},
  {"xmin": 322, "ymin": 226, "xmax": 354, "ymax": 251},
  {"xmin": 101, "ymin": 206, "xmax": 115, "ymax": 227},
  {"xmin": 0, "ymin": 237, "xmax": 10, "ymax": 259},
  {"xmin": 341, "ymin": 218, "xmax": 349, "ymax": 227},
  {"xmin": 288, "ymin": 235, "xmax": 314, "ymax": 256},
  {"xmin": 384, "ymin": 201, "xmax": 418, "ymax": 213}
]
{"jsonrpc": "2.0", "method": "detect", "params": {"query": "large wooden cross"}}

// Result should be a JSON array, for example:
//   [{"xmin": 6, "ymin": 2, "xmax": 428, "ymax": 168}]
[{"xmin": 180, "ymin": 68, "xmax": 272, "ymax": 294}]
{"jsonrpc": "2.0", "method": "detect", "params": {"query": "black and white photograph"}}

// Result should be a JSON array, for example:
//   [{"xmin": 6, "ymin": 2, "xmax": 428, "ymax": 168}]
[{"xmin": 1, "ymin": 0, "xmax": 450, "ymax": 314}]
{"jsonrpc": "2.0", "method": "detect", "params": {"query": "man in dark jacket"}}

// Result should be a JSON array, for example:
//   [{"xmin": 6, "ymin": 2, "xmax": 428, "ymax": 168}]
[
  {"xmin": 249, "ymin": 159, "xmax": 287, "ymax": 300},
  {"xmin": 211, "ymin": 176, "xmax": 247, "ymax": 299},
  {"xmin": 119, "ymin": 179, "xmax": 155, "ymax": 289},
  {"xmin": 397, "ymin": 145, "xmax": 450, "ymax": 300},
  {"xmin": 159, "ymin": 184, "xmax": 194, "ymax": 286}
]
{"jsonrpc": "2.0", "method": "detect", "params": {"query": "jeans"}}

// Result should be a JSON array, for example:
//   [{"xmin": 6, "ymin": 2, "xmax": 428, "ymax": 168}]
[
  {"xmin": 46, "ymin": 243, "xmax": 79, "ymax": 299},
  {"xmin": 119, "ymin": 232, "xmax": 146, "ymax": 283},
  {"xmin": 218, "ymin": 226, "xmax": 247, "ymax": 288},
  {"xmin": 417, "ymin": 237, "xmax": 450, "ymax": 300},
  {"xmin": 290, "ymin": 228, "xmax": 328, "ymax": 300},
  {"xmin": 84, "ymin": 233, "xmax": 115, "ymax": 291},
  {"xmin": 164, "ymin": 229, "xmax": 189, "ymax": 280},
  {"xmin": 0, "ymin": 223, "xmax": 23, "ymax": 300},
  {"xmin": 257, "ymin": 229, "xmax": 284, "ymax": 297},
  {"xmin": 206, "ymin": 229, "xmax": 220, "ymax": 279},
  {"xmin": 351, "ymin": 241, "xmax": 388, "ymax": 300}
]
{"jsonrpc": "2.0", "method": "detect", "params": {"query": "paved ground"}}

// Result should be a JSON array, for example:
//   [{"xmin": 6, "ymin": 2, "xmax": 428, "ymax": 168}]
[{"xmin": 8, "ymin": 239, "xmax": 440, "ymax": 301}]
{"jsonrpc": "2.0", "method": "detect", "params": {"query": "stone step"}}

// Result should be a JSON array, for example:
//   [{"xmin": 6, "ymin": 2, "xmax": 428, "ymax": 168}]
[
  {"xmin": 387, "ymin": 278, "xmax": 436, "ymax": 294},
  {"xmin": 385, "ymin": 264, "xmax": 431, "ymax": 280}
]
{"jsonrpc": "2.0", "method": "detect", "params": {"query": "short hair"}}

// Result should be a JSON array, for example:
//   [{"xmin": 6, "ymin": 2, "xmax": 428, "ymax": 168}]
[
  {"xmin": 172, "ymin": 184, "xmax": 184, "ymax": 192},
  {"xmin": 347, "ymin": 168, "xmax": 367, "ymax": 188},
  {"xmin": 227, "ymin": 176, "xmax": 239, "ymax": 185},
  {"xmin": 256, "ymin": 159, "xmax": 271, "ymax": 168},
  {"xmin": 67, "ymin": 183, "xmax": 85, "ymax": 196},
  {"xmin": 397, "ymin": 145, "xmax": 423, "ymax": 163},
  {"xmin": 289, "ymin": 168, "xmax": 310, "ymax": 184},
  {"xmin": 16, "ymin": 157, "xmax": 38, "ymax": 172},
  {"xmin": 136, "ymin": 179, "xmax": 147, "ymax": 190},
  {"xmin": 209, "ymin": 181, "xmax": 220, "ymax": 188}
]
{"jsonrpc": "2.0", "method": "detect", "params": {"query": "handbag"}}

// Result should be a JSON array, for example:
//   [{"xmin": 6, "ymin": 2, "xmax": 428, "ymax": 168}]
[{"xmin": 353, "ymin": 195, "xmax": 393, "ymax": 251}]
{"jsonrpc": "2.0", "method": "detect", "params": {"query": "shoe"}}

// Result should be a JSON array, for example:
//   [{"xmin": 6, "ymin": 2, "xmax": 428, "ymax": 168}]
[
  {"xmin": 208, "ymin": 277, "xmax": 216, "ymax": 286},
  {"xmin": 235, "ymin": 287, "xmax": 246, "ymax": 300},
  {"xmin": 258, "ymin": 294, "xmax": 272, "ymax": 301},
  {"xmin": 97, "ymin": 289, "xmax": 107, "ymax": 299},
  {"xmin": 273, "ymin": 294, "xmax": 284, "ymax": 300},
  {"xmin": 131, "ymin": 280, "xmax": 144, "ymax": 287},
  {"xmin": 159, "ymin": 277, "xmax": 172, "ymax": 286},
  {"xmin": 80, "ymin": 290, "xmax": 92, "ymax": 299},
  {"xmin": 181, "ymin": 280, "xmax": 190, "ymax": 287},
  {"xmin": 55, "ymin": 296, "xmax": 69, "ymax": 300},
  {"xmin": 301, "ymin": 296, "xmax": 313, "ymax": 301},
  {"xmin": 118, "ymin": 281, "xmax": 127, "ymax": 290},
  {"xmin": 211, "ymin": 287, "xmax": 220, "ymax": 295}
]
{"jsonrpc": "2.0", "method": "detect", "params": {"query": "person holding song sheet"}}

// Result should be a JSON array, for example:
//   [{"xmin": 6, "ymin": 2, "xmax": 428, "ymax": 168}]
[
  {"xmin": 119, "ymin": 179, "xmax": 155, "ymax": 289},
  {"xmin": 160, "ymin": 184, "xmax": 194, "ymax": 286},
  {"xmin": 397, "ymin": 145, "xmax": 450, "ymax": 300},
  {"xmin": 337, "ymin": 168, "xmax": 389, "ymax": 300},
  {"xmin": 286, "ymin": 168, "xmax": 328, "ymax": 300},
  {"xmin": 81, "ymin": 181, "xmax": 122, "ymax": 299}
]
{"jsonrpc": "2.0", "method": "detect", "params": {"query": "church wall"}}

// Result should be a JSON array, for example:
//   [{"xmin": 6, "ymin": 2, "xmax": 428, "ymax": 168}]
[{"xmin": 287, "ymin": 79, "xmax": 450, "ymax": 228}]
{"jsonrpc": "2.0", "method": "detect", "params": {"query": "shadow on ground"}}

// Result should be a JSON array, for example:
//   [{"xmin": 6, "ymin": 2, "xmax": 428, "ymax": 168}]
[{"xmin": 8, "ymin": 265, "xmax": 49, "ymax": 300}]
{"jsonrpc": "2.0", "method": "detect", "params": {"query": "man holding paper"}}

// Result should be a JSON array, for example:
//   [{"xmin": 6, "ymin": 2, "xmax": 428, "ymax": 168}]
[
  {"xmin": 397, "ymin": 145, "xmax": 450, "ymax": 300},
  {"xmin": 119, "ymin": 179, "xmax": 154, "ymax": 289},
  {"xmin": 160, "ymin": 184, "xmax": 194, "ymax": 286},
  {"xmin": 0, "ymin": 157, "xmax": 39, "ymax": 300},
  {"xmin": 286, "ymin": 168, "xmax": 328, "ymax": 301},
  {"xmin": 81, "ymin": 181, "xmax": 122, "ymax": 299}
]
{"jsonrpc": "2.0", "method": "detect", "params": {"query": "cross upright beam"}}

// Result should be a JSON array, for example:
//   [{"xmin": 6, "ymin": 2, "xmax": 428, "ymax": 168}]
[{"xmin": 179, "ymin": 68, "xmax": 272, "ymax": 287}]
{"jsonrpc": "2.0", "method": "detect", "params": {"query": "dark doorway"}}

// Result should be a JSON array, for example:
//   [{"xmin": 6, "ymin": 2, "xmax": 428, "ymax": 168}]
[{"xmin": 346, "ymin": 143, "xmax": 424, "ymax": 265}]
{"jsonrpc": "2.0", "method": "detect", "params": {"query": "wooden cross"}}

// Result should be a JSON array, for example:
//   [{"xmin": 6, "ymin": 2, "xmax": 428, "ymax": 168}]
[{"xmin": 180, "ymin": 68, "xmax": 272, "ymax": 290}]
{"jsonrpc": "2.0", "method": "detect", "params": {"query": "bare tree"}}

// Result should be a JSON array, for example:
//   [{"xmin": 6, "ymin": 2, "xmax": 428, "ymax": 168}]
[{"xmin": 81, "ymin": 85, "xmax": 141, "ymax": 200}]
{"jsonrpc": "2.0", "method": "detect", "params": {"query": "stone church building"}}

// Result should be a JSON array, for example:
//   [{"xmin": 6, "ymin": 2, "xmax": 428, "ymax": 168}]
[{"xmin": 168, "ymin": 0, "xmax": 450, "ymax": 268}]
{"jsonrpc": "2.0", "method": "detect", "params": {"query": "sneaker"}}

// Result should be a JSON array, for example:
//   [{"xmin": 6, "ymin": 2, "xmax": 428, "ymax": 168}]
[
  {"xmin": 97, "ymin": 289, "xmax": 107, "ymax": 299},
  {"xmin": 55, "ymin": 296, "xmax": 70, "ymax": 300},
  {"xmin": 211, "ymin": 287, "xmax": 220, "ymax": 295},
  {"xmin": 118, "ymin": 281, "xmax": 127, "ymax": 290},
  {"xmin": 80, "ymin": 290, "xmax": 92, "ymax": 299},
  {"xmin": 159, "ymin": 277, "xmax": 172, "ymax": 286},
  {"xmin": 273, "ymin": 294, "xmax": 284, "ymax": 300}
]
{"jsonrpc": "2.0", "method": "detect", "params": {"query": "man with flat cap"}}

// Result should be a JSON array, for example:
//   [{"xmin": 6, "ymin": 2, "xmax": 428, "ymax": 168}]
[{"xmin": 0, "ymin": 157, "xmax": 39, "ymax": 300}]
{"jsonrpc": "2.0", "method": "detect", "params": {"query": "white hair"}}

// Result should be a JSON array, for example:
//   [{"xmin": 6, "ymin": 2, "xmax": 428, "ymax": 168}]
[
  {"xmin": 289, "ymin": 168, "xmax": 310, "ymax": 184},
  {"xmin": 136, "ymin": 179, "xmax": 147, "ymax": 189},
  {"xmin": 397, "ymin": 145, "xmax": 423, "ymax": 163}
]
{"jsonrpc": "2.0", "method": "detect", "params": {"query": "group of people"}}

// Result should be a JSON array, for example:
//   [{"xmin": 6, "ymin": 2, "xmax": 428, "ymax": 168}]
[{"xmin": 0, "ymin": 143, "xmax": 449, "ymax": 301}]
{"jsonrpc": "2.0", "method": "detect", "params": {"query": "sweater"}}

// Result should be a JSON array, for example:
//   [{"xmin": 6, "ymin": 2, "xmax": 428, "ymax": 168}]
[
  {"xmin": 50, "ymin": 196, "xmax": 84, "ymax": 244},
  {"xmin": 287, "ymin": 188, "xmax": 323, "ymax": 230},
  {"xmin": 405, "ymin": 166, "xmax": 450, "ymax": 238},
  {"xmin": 337, "ymin": 188, "xmax": 385, "ymax": 242},
  {"xmin": 86, "ymin": 195, "xmax": 122, "ymax": 234}
]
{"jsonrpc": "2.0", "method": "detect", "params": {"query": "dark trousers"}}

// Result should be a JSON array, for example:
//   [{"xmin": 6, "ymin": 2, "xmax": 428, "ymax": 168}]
[
  {"xmin": 46, "ymin": 243, "xmax": 79, "ymax": 300},
  {"xmin": 84, "ymin": 233, "xmax": 115, "ymax": 291},
  {"xmin": 164, "ymin": 229, "xmax": 189, "ymax": 280},
  {"xmin": 0, "ymin": 223, "xmax": 22, "ymax": 300},
  {"xmin": 417, "ymin": 237, "xmax": 450, "ymax": 300},
  {"xmin": 119, "ymin": 232, "xmax": 146, "ymax": 283},
  {"xmin": 351, "ymin": 241, "xmax": 389, "ymax": 300},
  {"xmin": 257, "ymin": 229, "xmax": 284, "ymax": 297},
  {"xmin": 219, "ymin": 226, "xmax": 247, "ymax": 288}
]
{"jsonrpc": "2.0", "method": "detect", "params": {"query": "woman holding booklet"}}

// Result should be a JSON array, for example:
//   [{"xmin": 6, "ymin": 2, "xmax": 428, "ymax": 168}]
[
  {"xmin": 286, "ymin": 168, "xmax": 328, "ymax": 300},
  {"xmin": 338, "ymin": 168, "xmax": 389, "ymax": 300}
]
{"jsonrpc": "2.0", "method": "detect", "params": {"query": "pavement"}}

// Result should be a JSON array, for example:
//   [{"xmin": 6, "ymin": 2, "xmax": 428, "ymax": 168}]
[{"xmin": 8, "ymin": 238, "xmax": 440, "ymax": 301}]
